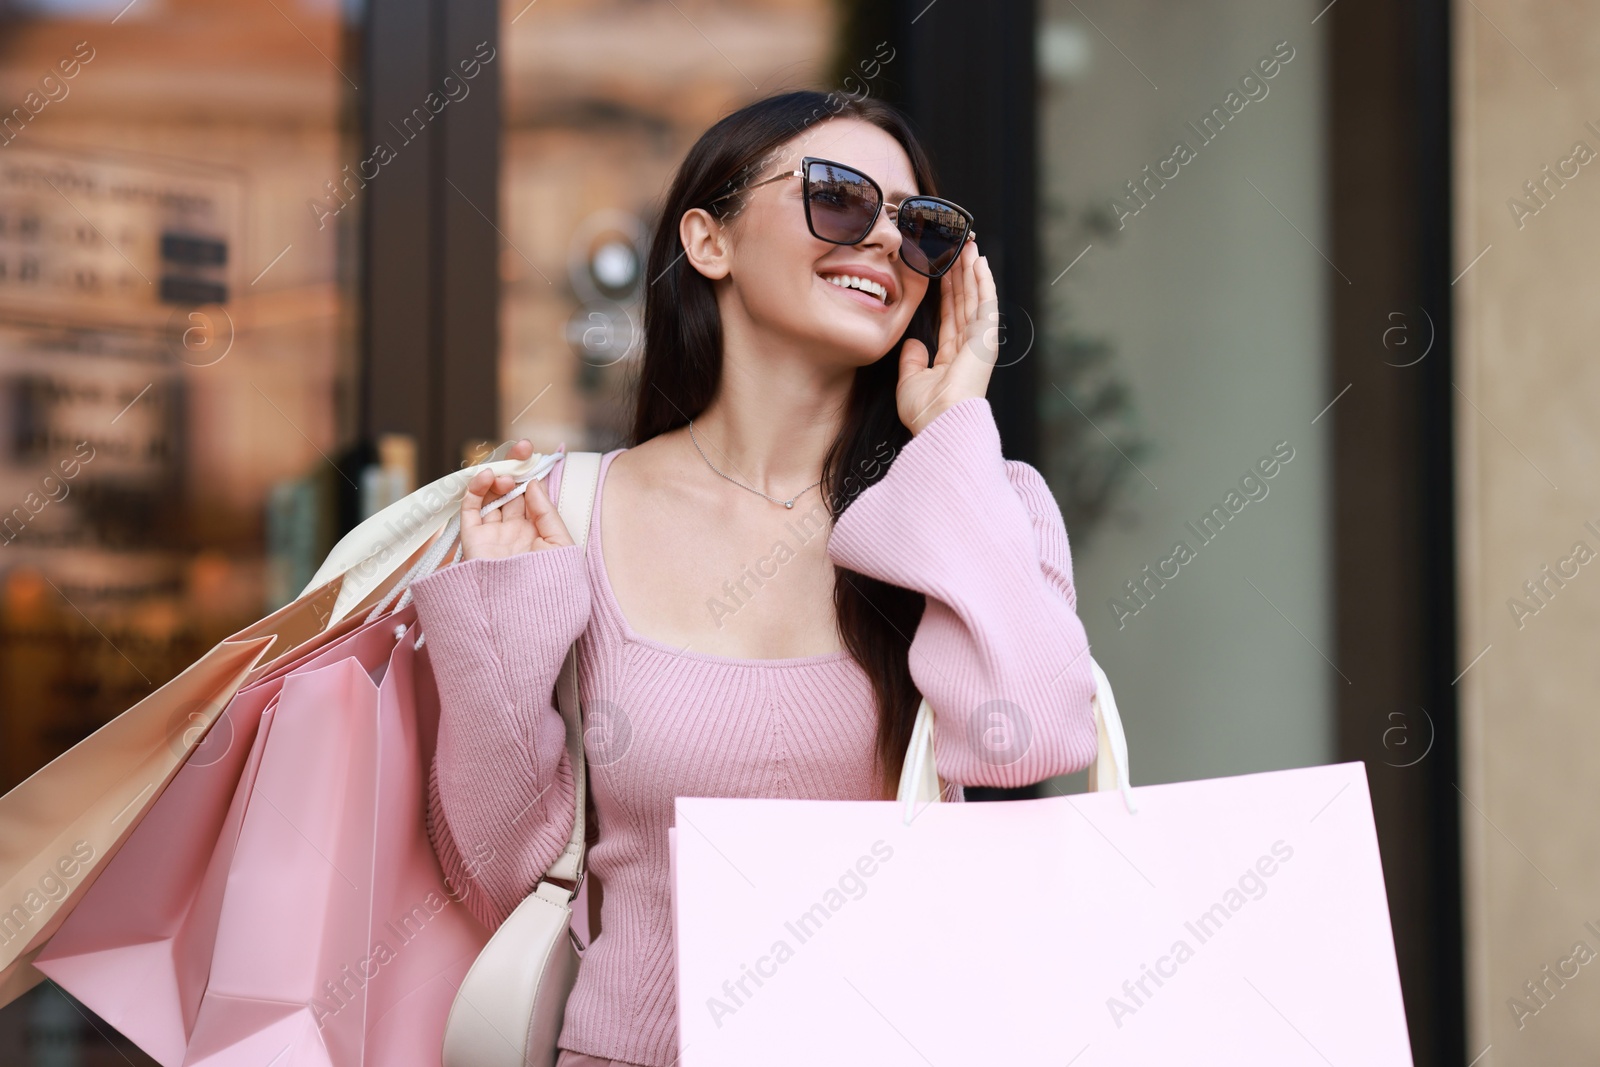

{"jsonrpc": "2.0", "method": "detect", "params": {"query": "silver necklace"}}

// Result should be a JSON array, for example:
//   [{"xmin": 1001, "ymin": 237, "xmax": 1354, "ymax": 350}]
[{"xmin": 686, "ymin": 420, "xmax": 825, "ymax": 509}]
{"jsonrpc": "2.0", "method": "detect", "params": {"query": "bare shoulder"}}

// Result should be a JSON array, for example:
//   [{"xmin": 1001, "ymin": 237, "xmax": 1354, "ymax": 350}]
[
  {"xmin": 604, "ymin": 429, "xmax": 687, "ymax": 502},
  {"xmin": 600, "ymin": 426, "xmax": 711, "ymax": 528}
]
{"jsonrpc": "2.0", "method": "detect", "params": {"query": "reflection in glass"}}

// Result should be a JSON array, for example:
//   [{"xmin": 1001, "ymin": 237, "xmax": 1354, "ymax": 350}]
[
  {"xmin": 1036, "ymin": 0, "xmax": 1332, "ymax": 789},
  {"xmin": 0, "ymin": 1, "xmax": 362, "ymax": 1058},
  {"xmin": 498, "ymin": 0, "xmax": 842, "ymax": 450}
]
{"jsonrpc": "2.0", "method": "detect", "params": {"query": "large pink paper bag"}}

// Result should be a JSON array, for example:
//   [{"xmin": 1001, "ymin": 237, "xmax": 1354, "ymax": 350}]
[
  {"xmin": 181, "ymin": 623, "xmax": 486, "ymax": 1066},
  {"xmin": 673, "ymin": 761, "xmax": 1412, "ymax": 1065}
]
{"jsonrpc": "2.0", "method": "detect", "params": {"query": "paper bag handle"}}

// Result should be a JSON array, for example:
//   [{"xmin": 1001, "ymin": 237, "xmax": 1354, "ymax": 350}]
[
  {"xmin": 307, "ymin": 446, "xmax": 601, "ymax": 893},
  {"xmin": 303, "ymin": 445, "xmax": 566, "ymax": 627},
  {"xmin": 897, "ymin": 659, "xmax": 1135, "ymax": 823}
]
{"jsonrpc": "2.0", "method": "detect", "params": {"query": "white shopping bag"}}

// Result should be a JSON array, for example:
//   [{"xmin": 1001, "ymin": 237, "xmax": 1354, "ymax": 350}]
[{"xmin": 671, "ymin": 670, "xmax": 1411, "ymax": 1065}]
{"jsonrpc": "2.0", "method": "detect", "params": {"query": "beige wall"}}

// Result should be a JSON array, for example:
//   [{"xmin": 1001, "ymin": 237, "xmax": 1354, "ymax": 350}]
[{"xmin": 1454, "ymin": 1, "xmax": 1600, "ymax": 1058}]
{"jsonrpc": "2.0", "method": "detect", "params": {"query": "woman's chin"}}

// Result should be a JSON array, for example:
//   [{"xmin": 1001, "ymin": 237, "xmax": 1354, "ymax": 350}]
[
  {"xmin": 802, "ymin": 316, "xmax": 907, "ymax": 363},
  {"xmin": 748, "ymin": 305, "xmax": 906, "ymax": 365},
  {"xmin": 816, "ymin": 331, "xmax": 901, "ymax": 367}
]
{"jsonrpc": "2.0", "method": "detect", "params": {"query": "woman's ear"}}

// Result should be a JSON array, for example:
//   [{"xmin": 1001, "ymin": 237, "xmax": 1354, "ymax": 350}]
[{"xmin": 680, "ymin": 207, "xmax": 732, "ymax": 280}]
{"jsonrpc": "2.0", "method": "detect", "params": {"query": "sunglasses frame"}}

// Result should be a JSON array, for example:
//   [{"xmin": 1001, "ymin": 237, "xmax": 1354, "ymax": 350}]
[{"xmin": 709, "ymin": 156, "xmax": 976, "ymax": 279}]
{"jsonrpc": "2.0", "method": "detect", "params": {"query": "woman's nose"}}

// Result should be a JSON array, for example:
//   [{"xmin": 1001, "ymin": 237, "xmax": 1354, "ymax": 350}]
[{"xmin": 855, "ymin": 205, "xmax": 902, "ymax": 255}]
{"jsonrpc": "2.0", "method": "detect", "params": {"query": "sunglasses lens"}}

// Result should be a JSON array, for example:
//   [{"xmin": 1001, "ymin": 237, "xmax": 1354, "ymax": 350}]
[
  {"xmin": 898, "ymin": 198, "xmax": 970, "ymax": 277},
  {"xmin": 805, "ymin": 161, "xmax": 881, "ymax": 244}
]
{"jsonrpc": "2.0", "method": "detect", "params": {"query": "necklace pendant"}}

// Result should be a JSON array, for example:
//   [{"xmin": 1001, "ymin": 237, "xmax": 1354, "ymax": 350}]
[{"xmin": 784, "ymin": 500, "xmax": 794, "ymax": 509}]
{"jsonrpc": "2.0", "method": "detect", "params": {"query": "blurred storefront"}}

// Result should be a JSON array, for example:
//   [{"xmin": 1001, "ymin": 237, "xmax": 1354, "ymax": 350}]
[
  {"xmin": 0, "ymin": 0, "xmax": 363, "ymax": 799},
  {"xmin": 0, "ymin": 0, "xmax": 363, "ymax": 1057}
]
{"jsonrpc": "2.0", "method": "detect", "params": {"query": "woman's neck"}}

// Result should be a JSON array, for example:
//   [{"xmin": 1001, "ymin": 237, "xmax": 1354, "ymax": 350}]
[{"xmin": 688, "ymin": 328, "xmax": 858, "ymax": 497}]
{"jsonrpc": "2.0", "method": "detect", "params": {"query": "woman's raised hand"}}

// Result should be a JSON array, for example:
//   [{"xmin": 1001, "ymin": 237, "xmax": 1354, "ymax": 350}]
[
  {"xmin": 895, "ymin": 237, "xmax": 1000, "ymax": 436},
  {"xmin": 459, "ymin": 439, "xmax": 576, "ymax": 561}
]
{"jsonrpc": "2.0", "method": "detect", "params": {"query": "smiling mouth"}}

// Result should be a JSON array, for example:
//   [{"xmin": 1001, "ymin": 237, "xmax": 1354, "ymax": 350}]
[{"xmin": 819, "ymin": 273, "xmax": 890, "ymax": 306}]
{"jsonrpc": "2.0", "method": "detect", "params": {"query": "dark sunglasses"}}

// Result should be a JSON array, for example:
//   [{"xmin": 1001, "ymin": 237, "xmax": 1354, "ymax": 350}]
[{"xmin": 709, "ymin": 156, "xmax": 976, "ymax": 279}]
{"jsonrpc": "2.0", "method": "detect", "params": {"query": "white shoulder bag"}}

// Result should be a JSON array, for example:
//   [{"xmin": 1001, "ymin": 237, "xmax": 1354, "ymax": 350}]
[{"xmin": 440, "ymin": 451, "xmax": 1135, "ymax": 1067}]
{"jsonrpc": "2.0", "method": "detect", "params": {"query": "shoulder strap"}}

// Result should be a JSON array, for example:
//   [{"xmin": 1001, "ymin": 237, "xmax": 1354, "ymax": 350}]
[{"xmin": 542, "ymin": 451, "xmax": 602, "ymax": 889}]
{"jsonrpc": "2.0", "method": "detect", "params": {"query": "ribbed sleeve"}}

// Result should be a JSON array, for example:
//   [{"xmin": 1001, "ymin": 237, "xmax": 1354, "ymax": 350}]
[
  {"xmin": 410, "ymin": 543, "xmax": 591, "ymax": 929},
  {"xmin": 826, "ymin": 396, "xmax": 1098, "ymax": 788}
]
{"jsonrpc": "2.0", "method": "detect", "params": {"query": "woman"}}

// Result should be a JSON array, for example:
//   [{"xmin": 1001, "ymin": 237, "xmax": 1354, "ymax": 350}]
[{"xmin": 409, "ymin": 90, "xmax": 1099, "ymax": 1067}]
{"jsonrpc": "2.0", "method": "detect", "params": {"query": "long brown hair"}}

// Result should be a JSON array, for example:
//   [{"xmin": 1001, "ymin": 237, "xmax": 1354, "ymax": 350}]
[{"xmin": 629, "ymin": 90, "xmax": 942, "ymax": 796}]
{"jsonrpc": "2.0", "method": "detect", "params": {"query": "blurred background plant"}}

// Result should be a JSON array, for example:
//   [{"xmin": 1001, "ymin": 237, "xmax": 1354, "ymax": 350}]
[{"xmin": 1035, "ymin": 196, "xmax": 1149, "ymax": 549}]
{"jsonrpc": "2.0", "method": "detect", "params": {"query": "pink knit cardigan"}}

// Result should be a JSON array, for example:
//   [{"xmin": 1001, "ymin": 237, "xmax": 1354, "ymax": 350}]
[{"xmin": 409, "ymin": 396, "xmax": 1098, "ymax": 1066}]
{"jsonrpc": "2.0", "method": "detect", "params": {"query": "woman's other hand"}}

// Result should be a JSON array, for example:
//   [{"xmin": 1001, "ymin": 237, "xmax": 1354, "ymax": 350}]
[
  {"xmin": 459, "ymin": 439, "xmax": 576, "ymax": 561},
  {"xmin": 895, "ymin": 237, "xmax": 1000, "ymax": 436}
]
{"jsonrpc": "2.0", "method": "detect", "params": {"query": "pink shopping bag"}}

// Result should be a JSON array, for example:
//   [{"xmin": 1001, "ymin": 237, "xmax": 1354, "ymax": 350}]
[
  {"xmin": 38, "ymin": 610, "xmax": 488, "ymax": 1066},
  {"xmin": 34, "ymin": 607, "xmax": 413, "ymax": 1063},
  {"xmin": 672, "ymin": 761, "xmax": 1412, "ymax": 1066}
]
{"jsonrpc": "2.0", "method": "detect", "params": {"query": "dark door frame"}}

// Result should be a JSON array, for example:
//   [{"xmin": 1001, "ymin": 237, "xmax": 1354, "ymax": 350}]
[
  {"xmin": 362, "ymin": 0, "xmax": 500, "ymax": 483},
  {"xmin": 1326, "ymin": 1, "xmax": 1465, "ymax": 1063},
  {"xmin": 847, "ymin": 0, "xmax": 1042, "ymax": 467}
]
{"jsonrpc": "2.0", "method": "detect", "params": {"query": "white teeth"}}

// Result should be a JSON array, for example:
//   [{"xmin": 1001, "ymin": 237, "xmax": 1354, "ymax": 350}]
[{"xmin": 822, "ymin": 274, "xmax": 888, "ymax": 304}]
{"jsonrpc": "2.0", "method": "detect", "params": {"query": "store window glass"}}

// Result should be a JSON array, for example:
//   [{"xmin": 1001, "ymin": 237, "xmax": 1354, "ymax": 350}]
[
  {"xmin": 497, "ymin": 0, "xmax": 843, "ymax": 450},
  {"xmin": 1036, "ymin": 0, "xmax": 1334, "ymax": 787},
  {"xmin": 0, "ymin": 0, "xmax": 361, "ymax": 1057}
]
